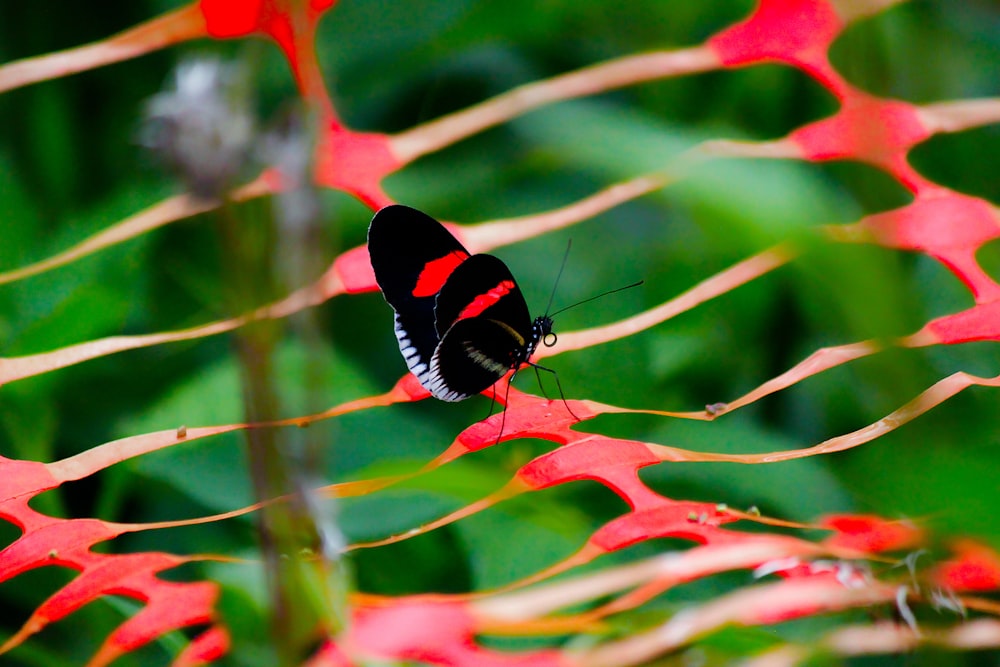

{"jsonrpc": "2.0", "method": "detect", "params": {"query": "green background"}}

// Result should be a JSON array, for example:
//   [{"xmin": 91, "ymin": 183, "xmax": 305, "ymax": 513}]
[{"xmin": 2, "ymin": 1, "xmax": 1000, "ymax": 665}]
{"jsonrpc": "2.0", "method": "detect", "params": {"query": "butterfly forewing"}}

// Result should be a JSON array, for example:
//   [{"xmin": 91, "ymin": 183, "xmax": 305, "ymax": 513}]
[
  {"xmin": 433, "ymin": 254, "xmax": 532, "ymax": 339},
  {"xmin": 368, "ymin": 205, "xmax": 471, "ymax": 384}
]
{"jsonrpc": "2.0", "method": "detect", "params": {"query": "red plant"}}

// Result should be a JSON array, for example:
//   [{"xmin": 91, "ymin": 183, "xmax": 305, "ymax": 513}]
[{"xmin": 2, "ymin": 1, "xmax": 1000, "ymax": 665}]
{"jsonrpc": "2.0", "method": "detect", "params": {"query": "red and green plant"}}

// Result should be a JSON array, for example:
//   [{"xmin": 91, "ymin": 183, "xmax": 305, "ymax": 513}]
[{"xmin": 2, "ymin": 1, "xmax": 1000, "ymax": 665}]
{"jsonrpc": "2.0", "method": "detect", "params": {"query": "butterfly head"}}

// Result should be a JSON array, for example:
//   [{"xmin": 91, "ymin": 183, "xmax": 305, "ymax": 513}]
[{"xmin": 532, "ymin": 315, "xmax": 557, "ymax": 349}]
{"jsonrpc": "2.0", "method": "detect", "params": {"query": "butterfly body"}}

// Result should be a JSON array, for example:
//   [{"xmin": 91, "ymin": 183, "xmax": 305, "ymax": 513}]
[{"xmin": 368, "ymin": 205, "xmax": 549, "ymax": 401}]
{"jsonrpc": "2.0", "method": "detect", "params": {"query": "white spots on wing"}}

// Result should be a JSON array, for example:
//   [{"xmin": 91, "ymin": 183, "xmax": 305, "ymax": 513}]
[
  {"xmin": 424, "ymin": 366, "xmax": 466, "ymax": 402},
  {"xmin": 398, "ymin": 338, "xmax": 429, "ymax": 377},
  {"xmin": 393, "ymin": 318, "xmax": 431, "ymax": 380}
]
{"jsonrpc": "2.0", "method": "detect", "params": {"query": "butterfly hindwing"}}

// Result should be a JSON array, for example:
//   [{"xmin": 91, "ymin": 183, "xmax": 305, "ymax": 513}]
[
  {"xmin": 425, "ymin": 254, "xmax": 534, "ymax": 400},
  {"xmin": 426, "ymin": 317, "xmax": 528, "ymax": 400}
]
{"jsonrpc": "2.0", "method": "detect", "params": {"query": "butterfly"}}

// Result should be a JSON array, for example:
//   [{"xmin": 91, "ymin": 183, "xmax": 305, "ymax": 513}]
[{"xmin": 367, "ymin": 204, "xmax": 557, "ymax": 402}]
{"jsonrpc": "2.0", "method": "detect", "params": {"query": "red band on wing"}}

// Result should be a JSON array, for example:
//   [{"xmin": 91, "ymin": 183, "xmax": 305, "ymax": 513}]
[
  {"xmin": 457, "ymin": 280, "xmax": 516, "ymax": 319},
  {"xmin": 413, "ymin": 251, "xmax": 469, "ymax": 297}
]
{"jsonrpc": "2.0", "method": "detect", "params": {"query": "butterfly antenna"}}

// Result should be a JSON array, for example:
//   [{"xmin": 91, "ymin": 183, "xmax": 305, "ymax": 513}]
[
  {"xmin": 543, "ymin": 240, "xmax": 573, "ymax": 316},
  {"xmin": 549, "ymin": 280, "xmax": 644, "ymax": 318}
]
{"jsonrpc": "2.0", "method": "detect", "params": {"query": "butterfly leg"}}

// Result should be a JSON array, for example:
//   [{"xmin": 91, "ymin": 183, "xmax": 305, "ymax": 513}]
[
  {"xmin": 532, "ymin": 364, "xmax": 551, "ymax": 400},
  {"xmin": 493, "ymin": 369, "xmax": 520, "ymax": 445},
  {"xmin": 528, "ymin": 362, "xmax": 580, "ymax": 421},
  {"xmin": 484, "ymin": 386, "xmax": 499, "ymax": 419}
]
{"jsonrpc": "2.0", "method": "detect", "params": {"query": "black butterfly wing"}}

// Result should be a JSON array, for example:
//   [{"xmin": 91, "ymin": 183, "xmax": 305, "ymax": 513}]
[
  {"xmin": 426, "ymin": 254, "xmax": 534, "ymax": 401},
  {"xmin": 368, "ymin": 205, "xmax": 471, "ymax": 388},
  {"xmin": 426, "ymin": 317, "xmax": 529, "ymax": 401},
  {"xmin": 433, "ymin": 254, "xmax": 532, "ymax": 339}
]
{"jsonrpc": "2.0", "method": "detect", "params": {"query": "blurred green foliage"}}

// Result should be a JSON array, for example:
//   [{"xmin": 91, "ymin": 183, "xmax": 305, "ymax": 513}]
[{"xmin": 2, "ymin": 1, "xmax": 1000, "ymax": 665}]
